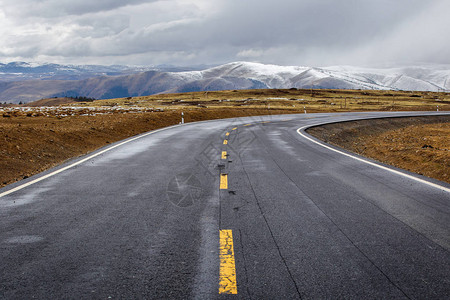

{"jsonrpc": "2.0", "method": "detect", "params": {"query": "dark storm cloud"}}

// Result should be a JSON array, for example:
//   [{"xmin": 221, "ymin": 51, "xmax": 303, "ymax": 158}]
[
  {"xmin": 1, "ymin": 0, "xmax": 154, "ymax": 17},
  {"xmin": 0, "ymin": 0, "xmax": 448, "ymax": 66}
]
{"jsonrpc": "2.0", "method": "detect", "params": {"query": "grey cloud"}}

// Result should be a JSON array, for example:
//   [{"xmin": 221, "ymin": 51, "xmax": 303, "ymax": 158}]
[
  {"xmin": 190, "ymin": 0, "xmax": 448, "ymax": 66},
  {"xmin": 0, "ymin": 0, "xmax": 448, "ymax": 66},
  {"xmin": 202, "ymin": 0, "xmax": 430, "ymax": 48},
  {"xmin": 345, "ymin": 0, "xmax": 450, "ymax": 66},
  {"xmin": 75, "ymin": 14, "xmax": 130, "ymax": 38},
  {"xmin": 50, "ymin": 0, "xmax": 152, "ymax": 16},
  {"xmin": 1, "ymin": 0, "xmax": 154, "ymax": 18}
]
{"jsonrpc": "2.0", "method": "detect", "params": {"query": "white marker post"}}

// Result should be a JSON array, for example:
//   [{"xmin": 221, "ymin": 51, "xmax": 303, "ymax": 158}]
[{"xmin": 181, "ymin": 112, "xmax": 184, "ymax": 124}]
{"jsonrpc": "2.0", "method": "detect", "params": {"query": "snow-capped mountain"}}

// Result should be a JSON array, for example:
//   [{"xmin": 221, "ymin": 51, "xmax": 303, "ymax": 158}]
[
  {"xmin": 181, "ymin": 62, "xmax": 450, "ymax": 92},
  {"xmin": 1, "ymin": 62, "xmax": 449, "ymax": 104}
]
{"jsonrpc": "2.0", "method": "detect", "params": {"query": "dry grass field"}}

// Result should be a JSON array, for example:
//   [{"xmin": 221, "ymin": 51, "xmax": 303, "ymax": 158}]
[
  {"xmin": 72, "ymin": 88, "xmax": 450, "ymax": 112},
  {"xmin": 1, "ymin": 88, "xmax": 449, "ymax": 187}
]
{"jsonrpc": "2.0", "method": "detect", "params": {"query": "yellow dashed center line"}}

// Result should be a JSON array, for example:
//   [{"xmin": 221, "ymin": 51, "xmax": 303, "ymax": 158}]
[
  {"xmin": 225, "ymin": 132, "xmax": 230, "ymax": 136},
  {"xmin": 219, "ymin": 230, "xmax": 237, "ymax": 294},
  {"xmin": 220, "ymin": 174, "xmax": 228, "ymax": 189},
  {"xmin": 244, "ymin": 124, "xmax": 252, "ymax": 126},
  {"xmin": 232, "ymin": 127, "xmax": 237, "ymax": 130},
  {"xmin": 223, "ymin": 140, "xmax": 228, "ymax": 145},
  {"xmin": 221, "ymin": 151, "xmax": 227, "ymax": 159}
]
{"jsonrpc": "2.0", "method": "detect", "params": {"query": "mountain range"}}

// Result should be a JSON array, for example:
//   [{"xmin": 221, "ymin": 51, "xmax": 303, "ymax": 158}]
[{"xmin": 1, "ymin": 61, "xmax": 449, "ymax": 104}]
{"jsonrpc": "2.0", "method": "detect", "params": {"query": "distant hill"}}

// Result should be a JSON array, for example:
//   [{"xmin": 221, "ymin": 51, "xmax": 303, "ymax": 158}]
[
  {"xmin": 0, "ymin": 62, "xmax": 208, "ymax": 81},
  {"xmin": 24, "ymin": 97, "xmax": 84, "ymax": 107},
  {"xmin": 1, "ymin": 62, "xmax": 449, "ymax": 104}
]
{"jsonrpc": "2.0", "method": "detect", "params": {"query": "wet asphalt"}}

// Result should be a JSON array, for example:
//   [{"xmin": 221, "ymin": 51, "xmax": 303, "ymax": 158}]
[{"xmin": 1, "ymin": 111, "xmax": 449, "ymax": 299}]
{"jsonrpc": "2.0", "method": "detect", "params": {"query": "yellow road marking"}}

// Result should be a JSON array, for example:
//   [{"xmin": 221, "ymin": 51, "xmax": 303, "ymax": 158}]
[
  {"xmin": 219, "ymin": 230, "xmax": 237, "ymax": 294},
  {"xmin": 261, "ymin": 121, "xmax": 270, "ymax": 123},
  {"xmin": 223, "ymin": 140, "xmax": 228, "ymax": 145},
  {"xmin": 244, "ymin": 124, "xmax": 251, "ymax": 126},
  {"xmin": 225, "ymin": 132, "xmax": 230, "ymax": 136},
  {"xmin": 232, "ymin": 127, "xmax": 237, "ymax": 130},
  {"xmin": 221, "ymin": 151, "xmax": 227, "ymax": 159},
  {"xmin": 220, "ymin": 174, "xmax": 228, "ymax": 189}
]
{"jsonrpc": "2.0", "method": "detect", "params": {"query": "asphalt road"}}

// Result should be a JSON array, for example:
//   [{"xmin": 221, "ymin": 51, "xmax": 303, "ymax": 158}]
[{"xmin": 1, "ymin": 111, "xmax": 449, "ymax": 299}]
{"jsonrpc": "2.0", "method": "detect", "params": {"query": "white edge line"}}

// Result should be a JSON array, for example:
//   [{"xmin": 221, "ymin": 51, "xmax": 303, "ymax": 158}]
[
  {"xmin": 297, "ymin": 125, "xmax": 450, "ymax": 193},
  {"xmin": 0, "ymin": 125, "xmax": 180, "ymax": 198}
]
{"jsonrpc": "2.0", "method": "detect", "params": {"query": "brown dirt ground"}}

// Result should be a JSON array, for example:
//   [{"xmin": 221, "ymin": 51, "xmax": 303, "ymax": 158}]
[
  {"xmin": 307, "ymin": 116, "xmax": 450, "ymax": 184},
  {"xmin": 0, "ymin": 107, "xmax": 298, "ymax": 188}
]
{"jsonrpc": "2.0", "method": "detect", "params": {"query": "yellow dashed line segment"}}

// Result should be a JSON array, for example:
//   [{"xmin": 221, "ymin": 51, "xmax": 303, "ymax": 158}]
[
  {"xmin": 223, "ymin": 140, "xmax": 228, "ymax": 145},
  {"xmin": 232, "ymin": 127, "xmax": 237, "ymax": 130},
  {"xmin": 221, "ymin": 151, "xmax": 227, "ymax": 159},
  {"xmin": 219, "ymin": 230, "xmax": 237, "ymax": 294},
  {"xmin": 244, "ymin": 124, "xmax": 251, "ymax": 126},
  {"xmin": 225, "ymin": 132, "xmax": 230, "ymax": 136},
  {"xmin": 220, "ymin": 174, "xmax": 228, "ymax": 189}
]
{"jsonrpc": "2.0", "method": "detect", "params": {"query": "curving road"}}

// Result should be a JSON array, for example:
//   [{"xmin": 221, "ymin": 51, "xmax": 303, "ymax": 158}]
[{"xmin": 1, "ymin": 112, "xmax": 449, "ymax": 299}]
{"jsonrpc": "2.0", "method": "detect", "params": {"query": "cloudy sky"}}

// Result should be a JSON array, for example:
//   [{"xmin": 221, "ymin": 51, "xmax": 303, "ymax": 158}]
[{"xmin": 0, "ymin": 0, "xmax": 448, "ymax": 67}]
